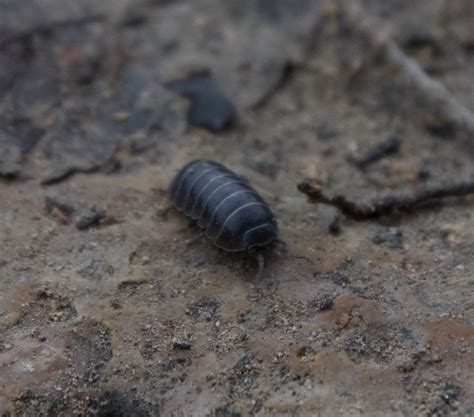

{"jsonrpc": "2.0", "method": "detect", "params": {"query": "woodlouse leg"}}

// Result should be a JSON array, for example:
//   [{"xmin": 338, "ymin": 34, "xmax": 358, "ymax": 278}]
[
  {"xmin": 255, "ymin": 252, "xmax": 265, "ymax": 279},
  {"xmin": 274, "ymin": 239, "xmax": 287, "ymax": 248},
  {"xmin": 184, "ymin": 231, "xmax": 206, "ymax": 247}
]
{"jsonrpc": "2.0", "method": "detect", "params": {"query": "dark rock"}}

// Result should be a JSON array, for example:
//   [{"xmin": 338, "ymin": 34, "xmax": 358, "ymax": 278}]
[
  {"xmin": 373, "ymin": 227, "xmax": 403, "ymax": 249},
  {"xmin": 53, "ymin": 25, "xmax": 106, "ymax": 87},
  {"xmin": 318, "ymin": 294, "xmax": 335, "ymax": 311},
  {"xmin": 42, "ymin": 118, "xmax": 118, "ymax": 185},
  {"xmin": 330, "ymin": 270, "xmax": 350, "ymax": 286},
  {"xmin": 328, "ymin": 216, "xmax": 341, "ymax": 235},
  {"xmin": 76, "ymin": 206, "xmax": 107, "ymax": 230},
  {"xmin": 310, "ymin": 294, "xmax": 335, "ymax": 311},
  {"xmin": 7, "ymin": 118, "xmax": 45, "ymax": 152},
  {"xmin": 165, "ymin": 71, "xmax": 237, "ymax": 132}
]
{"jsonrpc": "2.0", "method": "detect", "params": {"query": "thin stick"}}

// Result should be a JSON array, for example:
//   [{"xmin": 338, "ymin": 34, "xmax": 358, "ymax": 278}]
[
  {"xmin": 384, "ymin": 41, "xmax": 474, "ymax": 136},
  {"xmin": 350, "ymin": 11, "xmax": 474, "ymax": 143},
  {"xmin": 297, "ymin": 179, "xmax": 474, "ymax": 220}
]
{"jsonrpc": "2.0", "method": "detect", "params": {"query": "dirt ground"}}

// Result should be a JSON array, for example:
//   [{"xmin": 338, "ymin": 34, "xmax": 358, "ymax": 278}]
[{"xmin": 1, "ymin": 1, "xmax": 473, "ymax": 416}]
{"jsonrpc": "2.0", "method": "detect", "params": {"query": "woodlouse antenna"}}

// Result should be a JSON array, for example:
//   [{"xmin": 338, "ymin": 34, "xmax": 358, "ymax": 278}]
[{"xmin": 273, "ymin": 243, "xmax": 314, "ymax": 265}]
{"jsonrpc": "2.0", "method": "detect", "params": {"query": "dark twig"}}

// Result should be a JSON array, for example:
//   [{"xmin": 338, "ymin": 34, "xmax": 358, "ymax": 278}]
[
  {"xmin": 383, "ymin": 42, "xmax": 474, "ymax": 138},
  {"xmin": 255, "ymin": 253, "xmax": 265, "ymax": 280},
  {"xmin": 350, "ymin": 137, "xmax": 401, "ymax": 168},
  {"xmin": 250, "ymin": 61, "xmax": 294, "ymax": 110},
  {"xmin": 297, "ymin": 179, "xmax": 474, "ymax": 220}
]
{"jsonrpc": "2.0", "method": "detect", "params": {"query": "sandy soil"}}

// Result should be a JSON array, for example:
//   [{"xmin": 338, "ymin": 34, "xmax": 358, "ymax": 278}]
[{"xmin": 1, "ymin": 1, "xmax": 473, "ymax": 416}]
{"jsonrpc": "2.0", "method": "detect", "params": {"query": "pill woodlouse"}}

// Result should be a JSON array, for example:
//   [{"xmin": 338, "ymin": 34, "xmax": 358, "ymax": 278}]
[{"xmin": 169, "ymin": 160, "xmax": 278, "ymax": 252}]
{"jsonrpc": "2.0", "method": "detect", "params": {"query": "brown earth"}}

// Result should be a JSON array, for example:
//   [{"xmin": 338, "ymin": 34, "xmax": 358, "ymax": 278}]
[{"xmin": 0, "ymin": 0, "xmax": 473, "ymax": 416}]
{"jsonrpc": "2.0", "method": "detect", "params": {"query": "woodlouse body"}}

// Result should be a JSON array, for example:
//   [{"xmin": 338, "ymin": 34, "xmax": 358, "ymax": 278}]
[{"xmin": 169, "ymin": 160, "xmax": 278, "ymax": 252}]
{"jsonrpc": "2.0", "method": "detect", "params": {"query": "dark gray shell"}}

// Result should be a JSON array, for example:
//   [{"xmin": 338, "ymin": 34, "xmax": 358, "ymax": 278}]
[{"xmin": 169, "ymin": 160, "xmax": 278, "ymax": 252}]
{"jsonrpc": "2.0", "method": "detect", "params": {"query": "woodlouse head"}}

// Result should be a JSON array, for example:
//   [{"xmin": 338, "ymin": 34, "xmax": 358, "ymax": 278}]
[{"xmin": 243, "ymin": 222, "xmax": 278, "ymax": 251}]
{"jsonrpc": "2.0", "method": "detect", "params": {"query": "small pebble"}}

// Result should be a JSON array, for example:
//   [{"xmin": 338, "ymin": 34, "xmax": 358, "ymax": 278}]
[
  {"xmin": 165, "ymin": 70, "xmax": 237, "ymax": 132},
  {"xmin": 328, "ymin": 216, "xmax": 341, "ymax": 235},
  {"xmin": 373, "ymin": 227, "xmax": 403, "ymax": 249},
  {"xmin": 172, "ymin": 338, "xmax": 193, "ymax": 350},
  {"xmin": 330, "ymin": 270, "xmax": 349, "ymax": 287}
]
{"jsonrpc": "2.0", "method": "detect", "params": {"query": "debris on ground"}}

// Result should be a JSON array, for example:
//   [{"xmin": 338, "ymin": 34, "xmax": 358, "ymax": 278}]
[
  {"xmin": 75, "ymin": 207, "xmax": 108, "ymax": 230},
  {"xmin": 328, "ymin": 215, "xmax": 341, "ymax": 235},
  {"xmin": 298, "ymin": 179, "xmax": 474, "ymax": 220},
  {"xmin": 350, "ymin": 137, "xmax": 401, "ymax": 168},
  {"xmin": 372, "ymin": 227, "xmax": 404, "ymax": 249},
  {"xmin": 44, "ymin": 197, "xmax": 76, "ymax": 225},
  {"xmin": 165, "ymin": 70, "xmax": 237, "ymax": 132},
  {"xmin": 172, "ymin": 338, "xmax": 193, "ymax": 350}
]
